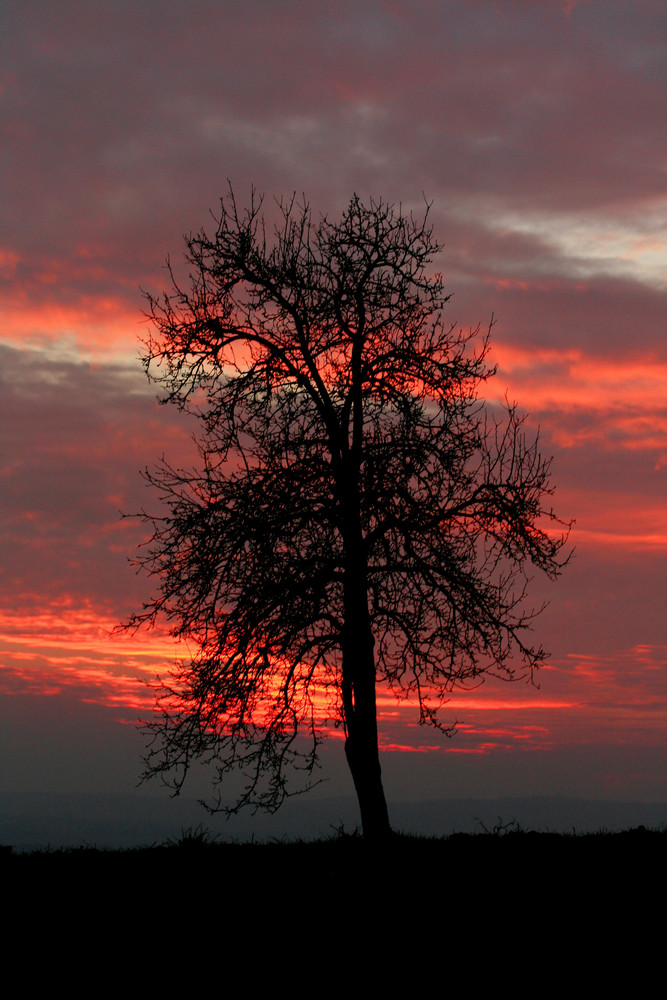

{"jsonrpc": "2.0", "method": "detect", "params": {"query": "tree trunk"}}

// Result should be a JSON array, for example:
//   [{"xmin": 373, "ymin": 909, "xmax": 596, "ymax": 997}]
[
  {"xmin": 338, "ymin": 401, "xmax": 392, "ymax": 839},
  {"xmin": 344, "ymin": 688, "xmax": 392, "ymax": 841},
  {"xmin": 341, "ymin": 554, "xmax": 392, "ymax": 841}
]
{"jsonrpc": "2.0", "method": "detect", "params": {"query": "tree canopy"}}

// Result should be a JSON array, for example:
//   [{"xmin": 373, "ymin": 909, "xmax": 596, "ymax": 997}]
[{"xmin": 129, "ymin": 188, "xmax": 571, "ymax": 839}]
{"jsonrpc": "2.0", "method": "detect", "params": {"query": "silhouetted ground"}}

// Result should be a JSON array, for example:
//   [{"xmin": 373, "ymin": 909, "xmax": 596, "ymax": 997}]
[
  {"xmin": 7, "ymin": 830, "xmax": 659, "ymax": 977},
  {"xmin": 6, "ymin": 827, "xmax": 665, "ymax": 958},
  {"xmin": 4, "ymin": 824, "xmax": 665, "ymax": 896}
]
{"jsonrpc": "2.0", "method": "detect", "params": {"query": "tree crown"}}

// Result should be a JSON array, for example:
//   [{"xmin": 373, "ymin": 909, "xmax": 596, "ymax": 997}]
[{"xmin": 131, "ymin": 188, "xmax": 571, "ymax": 814}]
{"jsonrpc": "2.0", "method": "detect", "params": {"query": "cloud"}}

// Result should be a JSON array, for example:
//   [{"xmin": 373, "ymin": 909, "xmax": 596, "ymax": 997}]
[
  {"xmin": 0, "ymin": 342, "xmax": 197, "ymax": 613},
  {"xmin": 2, "ymin": 0, "xmax": 665, "ymax": 326},
  {"xmin": 1, "ymin": 0, "xmax": 666, "ymax": 804}
]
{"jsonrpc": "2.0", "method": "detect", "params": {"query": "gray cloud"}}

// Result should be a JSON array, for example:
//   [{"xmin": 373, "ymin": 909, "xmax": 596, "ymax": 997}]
[
  {"xmin": 2, "ymin": 0, "xmax": 665, "ymax": 320},
  {"xmin": 0, "ymin": 342, "xmax": 196, "ymax": 612}
]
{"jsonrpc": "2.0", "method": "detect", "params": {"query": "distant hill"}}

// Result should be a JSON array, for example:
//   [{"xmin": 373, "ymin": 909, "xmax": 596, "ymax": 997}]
[{"xmin": 2, "ymin": 792, "xmax": 666, "ymax": 850}]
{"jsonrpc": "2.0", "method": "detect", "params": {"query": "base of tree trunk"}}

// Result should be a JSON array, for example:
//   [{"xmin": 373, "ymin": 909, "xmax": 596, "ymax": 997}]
[{"xmin": 345, "ymin": 738, "xmax": 393, "ymax": 841}]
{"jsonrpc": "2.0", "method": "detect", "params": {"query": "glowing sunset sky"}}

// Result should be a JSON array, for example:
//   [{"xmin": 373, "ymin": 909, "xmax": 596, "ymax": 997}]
[{"xmin": 1, "ymin": 0, "xmax": 666, "ymax": 829}]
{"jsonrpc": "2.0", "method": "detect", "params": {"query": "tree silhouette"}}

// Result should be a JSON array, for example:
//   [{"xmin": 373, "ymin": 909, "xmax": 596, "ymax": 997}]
[{"xmin": 129, "ymin": 189, "xmax": 570, "ymax": 840}]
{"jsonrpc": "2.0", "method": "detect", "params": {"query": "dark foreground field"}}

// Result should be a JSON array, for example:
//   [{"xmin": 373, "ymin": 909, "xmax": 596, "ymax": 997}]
[
  {"xmin": 6, "ymin": 825, "xmax": 666, "ymax": 956},
  {"xmin": 7, "ymin": 827, "xmax": 661, "ymax": 975},
  {"xmin": 5, "ymin": 824, "xmax": 664, "ymax": 895}
]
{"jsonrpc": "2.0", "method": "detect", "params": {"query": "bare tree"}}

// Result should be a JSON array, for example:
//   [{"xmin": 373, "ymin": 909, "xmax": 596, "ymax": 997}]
[{"xmin": 129, "ymin": 188, "xmax": 570, "ymax": 840}]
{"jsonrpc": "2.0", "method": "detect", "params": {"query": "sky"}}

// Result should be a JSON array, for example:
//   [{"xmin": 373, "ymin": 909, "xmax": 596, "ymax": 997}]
[{"xmin": 1, "ymin": 0, "xmax": 666, "ymax": 838}]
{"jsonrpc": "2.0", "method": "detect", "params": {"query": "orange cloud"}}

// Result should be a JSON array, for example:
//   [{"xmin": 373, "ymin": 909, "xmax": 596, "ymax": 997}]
[
  {"xmin": 0, "ymin": 299, "xmax": 144, "ymax": 359},
  {"xmin": 493, "ymin": 344, "xmax": 667, "ymax": 418}
]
